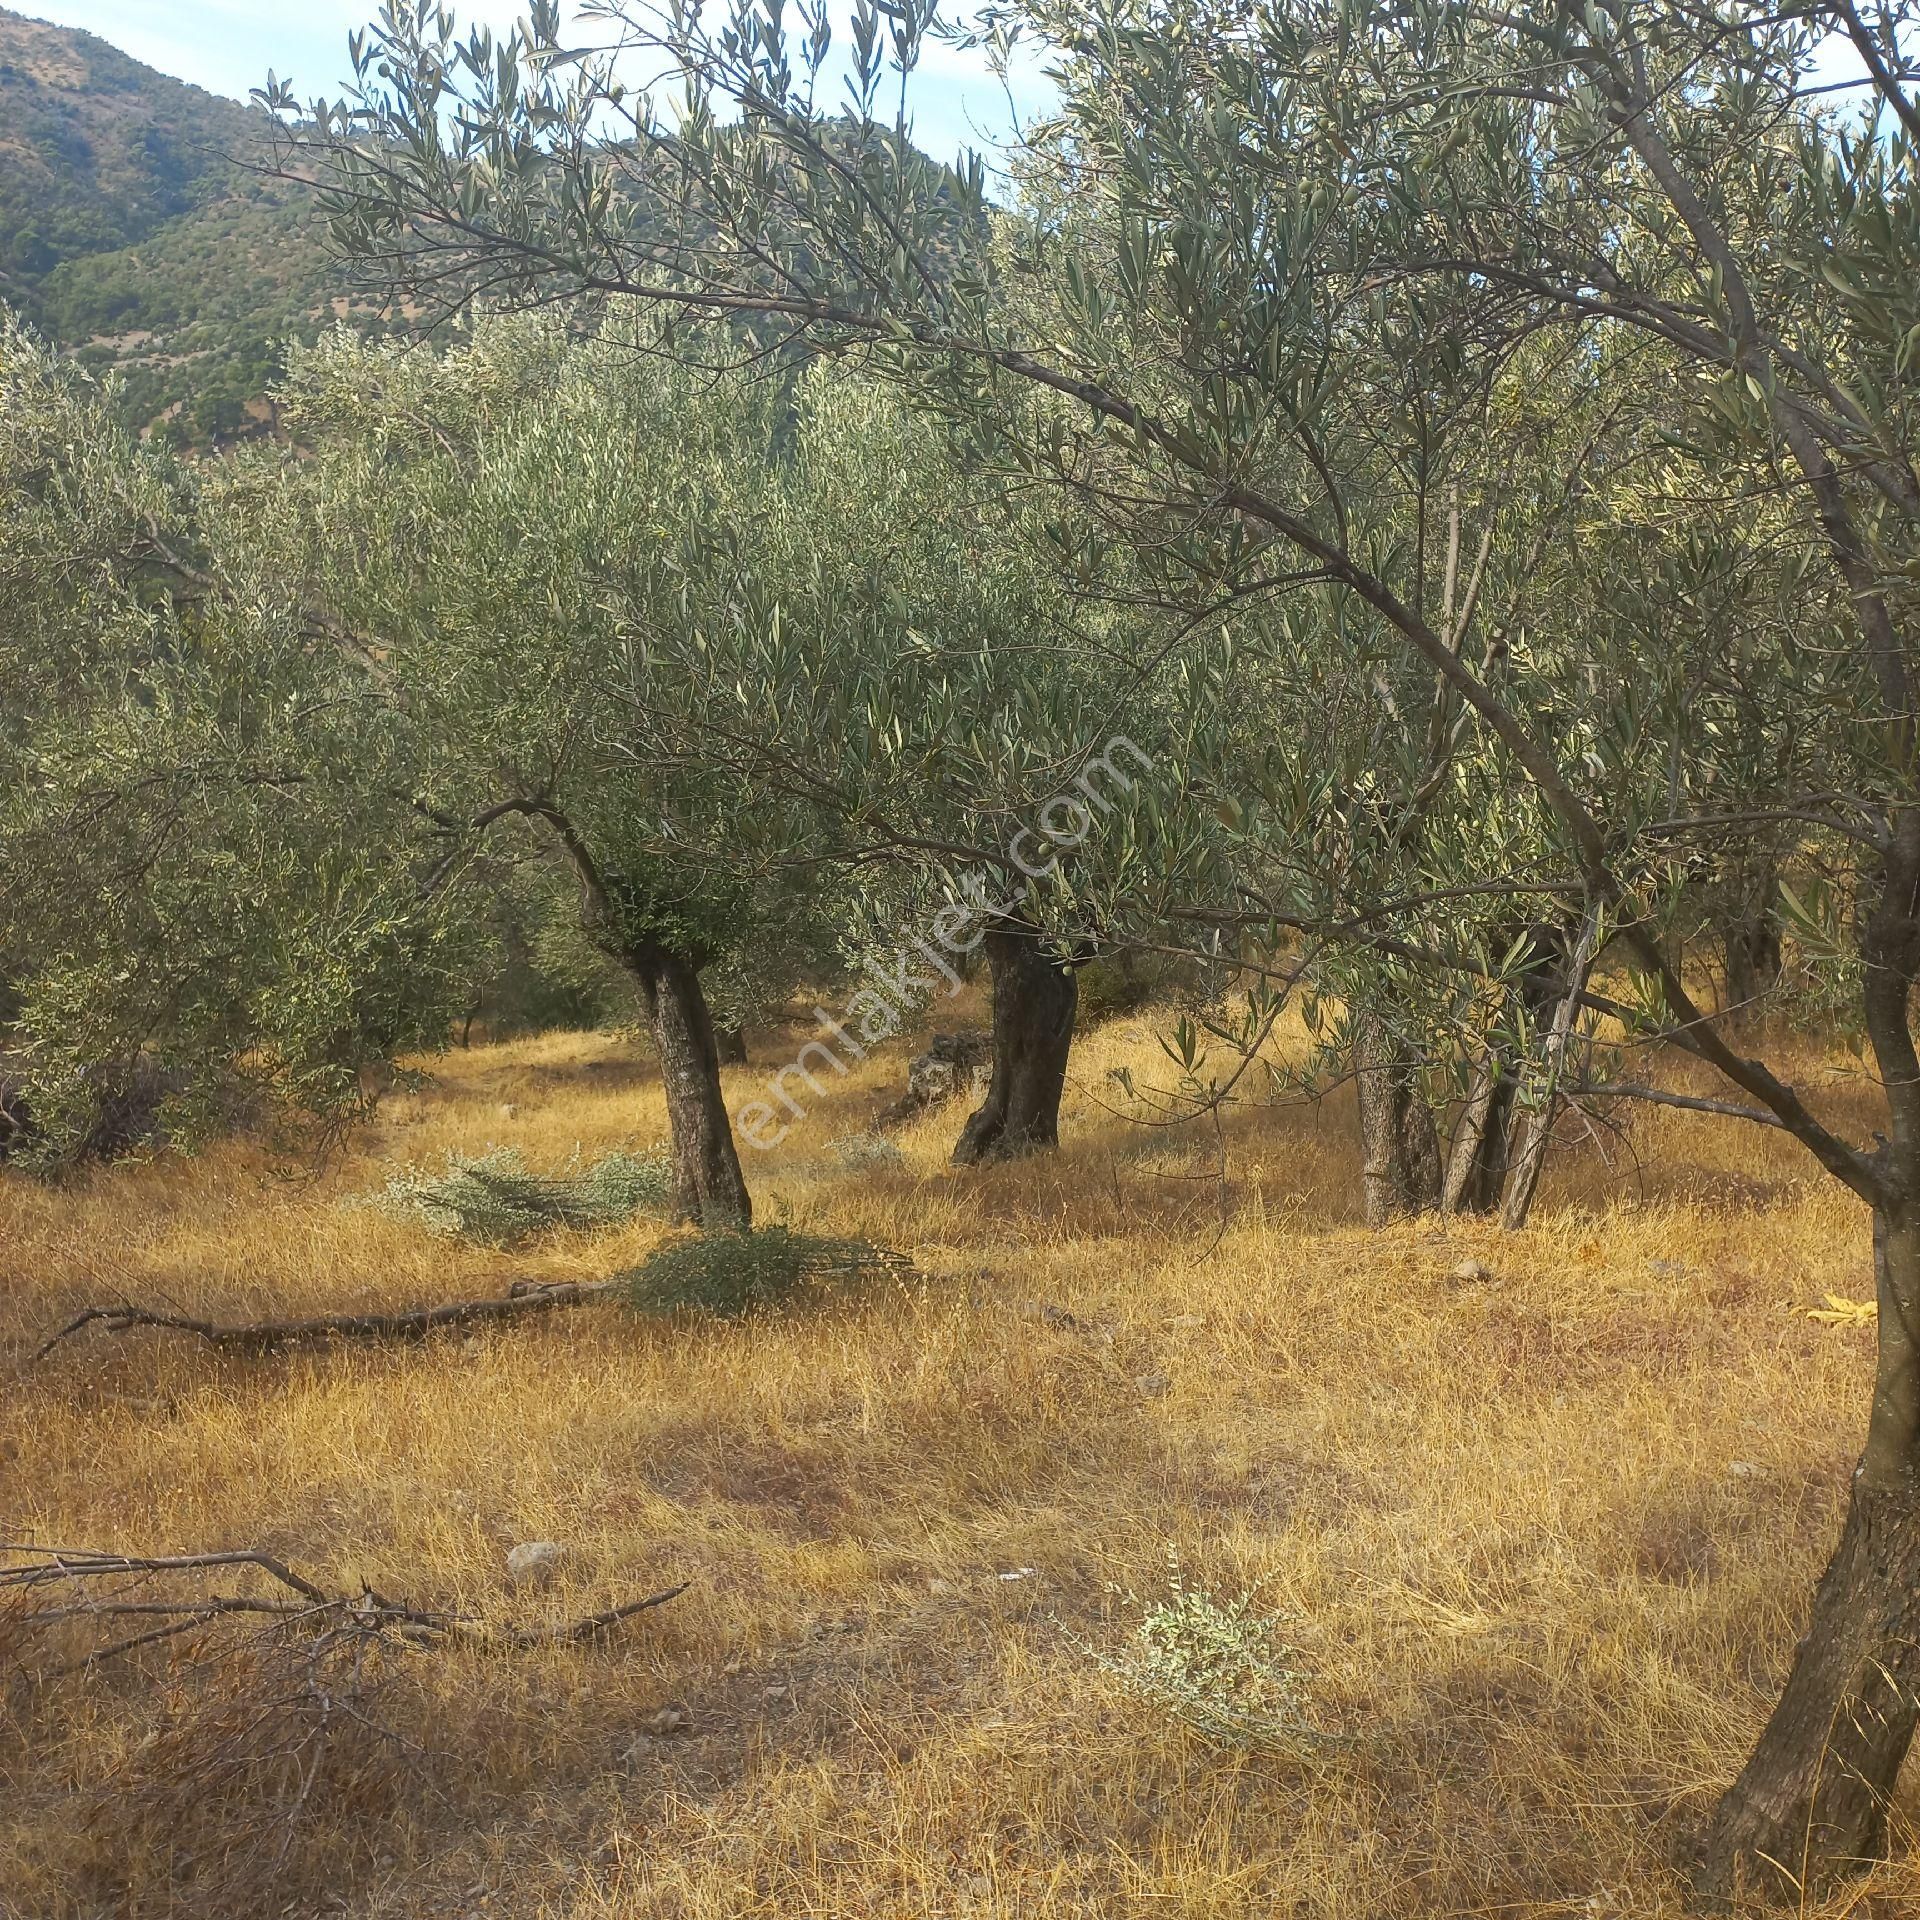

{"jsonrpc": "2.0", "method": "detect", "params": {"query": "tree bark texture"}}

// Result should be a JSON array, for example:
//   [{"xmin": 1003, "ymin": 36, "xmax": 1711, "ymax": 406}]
[
  {"xmin": 1352, "ymin": 1009, "xmax": 1443, "ymax": 1226},
  {"xmin": 627, "ymin": 942, "xmax": 752, "ymax": 1228},
  {"xmin": 1701, "ymin": 824, "xmax": 1920, "ymax": 1902},
  {"xmin": 953, "ymin": 920, "xmax": 1078, "ymax": 1165}
]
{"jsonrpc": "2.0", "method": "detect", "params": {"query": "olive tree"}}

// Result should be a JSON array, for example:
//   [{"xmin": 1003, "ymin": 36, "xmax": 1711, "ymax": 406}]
[
  {"xmin": 260, "ymin": 318, "xmax": 1184, "ymax": 1194},
  {"xmin": 708, "ymin": 367, "xmax": 1209, "ymax": 1161},
  {"xmin": 0, "ymin": 309, "xmax": 477, "ymax": 1159},
  {"xmin": 240, "ymin": 319, "xmax": 867, "ymax": 1222}
]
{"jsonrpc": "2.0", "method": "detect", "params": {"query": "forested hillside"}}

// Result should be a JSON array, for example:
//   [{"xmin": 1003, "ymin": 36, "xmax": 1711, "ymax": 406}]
[{"xmin": 0, "ymin": 6, "xmax": 358, "ymax": 444}]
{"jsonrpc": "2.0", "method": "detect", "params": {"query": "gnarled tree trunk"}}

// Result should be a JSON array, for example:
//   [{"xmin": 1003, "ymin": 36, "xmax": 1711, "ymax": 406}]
[
  {"xmin": 1698, "ymin": 1204, "xmax": 1920, "ymax": 1904},
  {"xmin": 1351, "ymin": 1010, "xmax": 1443, "ymax": 1226},
  {"xmin": 626, "ymin": 942, "xmax": 751, "ymax": 1228},
  {"xmin": 1700, "ymin": 833, "xmax": 1920, "ymax": 1905},
  {"xmin": 953, "ymin": 920, "xmax": 1078, "ymax": 1165},
  {"xmin": 523, "ymin": 800, "xmax": 748, "ymax": 1228},
  {"xmin": 1721, "ymin": 858, "xmax": 1784, "ymax": 1018},
  {"xmin": 1443, "ymin": 1053, "xmax": 1516, "ymax": 1215},
  {"xmin": 1498, "ymin": 907, "xmax": 1599, "ymax": 1232},
  {"xmin": 1443, "ymin": 920, "xmax": 1590, "ymax": 1228}
]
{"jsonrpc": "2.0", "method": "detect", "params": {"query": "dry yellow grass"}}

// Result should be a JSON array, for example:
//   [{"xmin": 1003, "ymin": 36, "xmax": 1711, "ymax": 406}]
[{"xmin": 1, "ymin": 1001, "xmax": 1913, "ymax": 1918}]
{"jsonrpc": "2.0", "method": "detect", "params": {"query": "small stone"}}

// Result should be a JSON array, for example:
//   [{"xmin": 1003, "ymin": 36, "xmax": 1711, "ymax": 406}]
[
  {"xmin": 762, "ymin": 1683, "xmax": 788, "ymax": 1701},
  {"xmin": 996, "ymin": 1566, "xmax": 1038, "ymax": 1582},
  {"xmin": 879, "ymin": 1031, "xmax": 993, "ymax": 1125},
  {"xmin": 1728, "ymin": 1460, "xmax": 1762, "ymax": 1479},
  {"xmin": 505, "ymin": 1540, "xmax": 563, "ymax": 1586},
  {"xmin": 646, "ymin": 1706, "xmax": 691, "ymax": 1736},
  {"xmin": 1134, "ymin": 1369, "xmax": 1172, "ymax": 1397},
  {"xmin": 1019, "ymin": 1300, "xmax": 1083, "ymax": 1330},
  {"xmin": 926, "ymin": 1576, "xmax": 952, "ymax": 1595},
  {"xmin": 1168, "ymin": 1313, "xmax": 1206, "ymax": 1331},
  {"xmin": 1451, "ymin": 1258, "xmax": 1494, "ymax": 1284}
]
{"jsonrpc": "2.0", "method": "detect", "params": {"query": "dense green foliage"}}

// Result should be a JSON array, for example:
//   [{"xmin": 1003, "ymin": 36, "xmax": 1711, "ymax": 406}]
[{"xmin": 0, "ymin": 311, "xmax": 482, "ymax": 1152}]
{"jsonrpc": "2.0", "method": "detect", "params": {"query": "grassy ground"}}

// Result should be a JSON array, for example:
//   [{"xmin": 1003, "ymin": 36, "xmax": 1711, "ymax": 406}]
[{"xmin": 0, "ymin": 1001, "xmax": 1911, "ymax": 1918}]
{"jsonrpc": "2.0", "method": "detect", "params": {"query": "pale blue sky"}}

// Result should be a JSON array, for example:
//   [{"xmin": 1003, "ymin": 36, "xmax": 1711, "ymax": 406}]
[
  {"xmin": 21, "ymin": 1, "xmax": 1057, "ymax": 159},
  {"xmin": 22, "ymin": 3, "xmax": 1879, "ymax": 163}
]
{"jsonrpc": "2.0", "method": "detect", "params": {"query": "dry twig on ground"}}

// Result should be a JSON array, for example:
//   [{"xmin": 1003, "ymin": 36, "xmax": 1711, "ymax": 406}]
[
  {"xmin": 1, "ymin": 1538, "xmax": 684, "ymax": 1913},
  {"xmin": 1, "ymin": 1542, "xmax": 685, "ymax": 1675}
]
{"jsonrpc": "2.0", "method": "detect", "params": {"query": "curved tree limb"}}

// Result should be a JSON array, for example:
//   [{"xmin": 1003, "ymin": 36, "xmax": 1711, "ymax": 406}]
[{"xmin": 1565, "ymin": 1081, "xmax": 1792, "ymax": 1130}]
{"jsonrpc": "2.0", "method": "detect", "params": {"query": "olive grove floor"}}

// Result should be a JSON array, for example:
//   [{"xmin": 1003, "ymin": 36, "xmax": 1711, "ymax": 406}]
[{"xmin": 0, "ymin": 1000, "xmax": 1909, "ymax": 1917}]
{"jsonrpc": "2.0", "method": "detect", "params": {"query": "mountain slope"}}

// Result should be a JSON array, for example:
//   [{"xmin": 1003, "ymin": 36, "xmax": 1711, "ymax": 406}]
[
  {"xmin": 0, "ymin": 9, "xmax": 977, "ymax": 446},
  {"xmin": 0, "ymin": 6, "xmax": 365, "ymax": 444},
  {"xmin": 0, "ymin": 7, "xmax": 251, "ymax": 282}
]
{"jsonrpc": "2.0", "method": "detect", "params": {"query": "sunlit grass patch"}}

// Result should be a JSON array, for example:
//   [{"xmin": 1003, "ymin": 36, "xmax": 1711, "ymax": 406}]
[{"xmin": 0, "ymin": 1011, "xmax": 1904, "ymax": 1919}]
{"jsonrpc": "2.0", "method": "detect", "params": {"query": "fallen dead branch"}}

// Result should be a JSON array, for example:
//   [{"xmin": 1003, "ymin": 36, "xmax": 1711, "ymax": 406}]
[
  {"xmin": 30, "ymin": 1275, "xmax": 619, "ymax": 1363},
  {"xmin": 30, "ymin": 1232, "xmax": 923, "ymax": 1362},
  {"xmin": 1, "ymin": 1542, "xmax": 686, "ymax": 1676}
]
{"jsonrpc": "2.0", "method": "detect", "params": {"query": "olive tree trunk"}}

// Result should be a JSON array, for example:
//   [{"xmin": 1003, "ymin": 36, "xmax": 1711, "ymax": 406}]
[
  {"xmin": 1442, "ymin": 1053, "xmax": 1516, "ymax": 1215},
  {"xmin": 1351, "ymin": 1010, "xmax": 1443, "ymax": 1226},
  {"xmin": 1721, "ymin": 858, "xmax": 1784, "ymax": 1018},
  {"xmin": 1699, "ymin": 842, "xmax": 1920, "ymax": 1904},
  {"xmin": 1498, "ymin": 907, "xmax": 1600, "ymax": 1231},
  {"xmin": 1443, "ymin": 919, "xmax": 1594, "ymax": 1228},
  {"xmin": 953, "ymin": 920, "xmax": 1078, "ymax": 1165},
  {"xmin": 626, "ymin": 942, "xmax": 751, "ymax": 1228},
  {"xmin": 1698, "ymin": 1205, "xmax": 1920, "ymax": 1903}
]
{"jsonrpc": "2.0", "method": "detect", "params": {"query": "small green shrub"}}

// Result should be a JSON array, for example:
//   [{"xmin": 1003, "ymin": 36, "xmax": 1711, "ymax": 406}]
[
  {"xmin": 361, "ymin": 1146, "xmax": 671, "ymax": 1245},
  {"xmin": 830, "ymin": 1131, "xmax": 905, "ymax": 1171},
  {"xmin": 1095, "ymin": 1552, "xmax": 1319, "ymax": 1755},
  {"xmin": 1077, "ymin": 955, "xmax": 1156, "ymax": 1025},
  {"xmin": 621, "ymin": 1226, "xmax": 913, "ymax": 1319}
]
